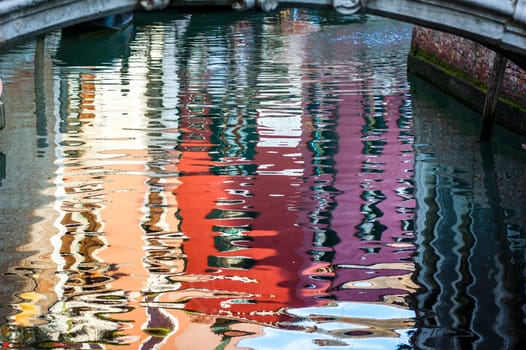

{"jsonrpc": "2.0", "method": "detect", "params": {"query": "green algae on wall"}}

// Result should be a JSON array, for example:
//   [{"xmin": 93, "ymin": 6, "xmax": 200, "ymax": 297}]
[{"xmin": 408, "ymin": 26, "xmax": 526, "ymax": 134}]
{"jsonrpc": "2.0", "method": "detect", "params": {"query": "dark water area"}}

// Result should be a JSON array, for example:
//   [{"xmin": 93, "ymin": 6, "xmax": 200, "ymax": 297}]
[
  {"xmin": 410, "ymin": 75, "xmax": 526, "ymax": 350},
  {"xmin": 0, "ymin": 7, "xmax": 524, "ymax": 350}
]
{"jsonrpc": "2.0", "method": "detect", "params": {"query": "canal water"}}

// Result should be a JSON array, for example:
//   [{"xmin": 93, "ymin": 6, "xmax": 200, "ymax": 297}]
[{"xmin": 0, "ymin": 7, "xmax": 525, "ymax": 350}]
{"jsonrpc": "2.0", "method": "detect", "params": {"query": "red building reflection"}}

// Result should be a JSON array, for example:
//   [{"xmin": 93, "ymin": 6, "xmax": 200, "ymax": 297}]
[
  {"xmin": 165, "ymin": 33, "xmax": 416, "ymax": 326},
  {"xmin": 166, "ymin": 72, "xmax": 324, "ymax": 324}
]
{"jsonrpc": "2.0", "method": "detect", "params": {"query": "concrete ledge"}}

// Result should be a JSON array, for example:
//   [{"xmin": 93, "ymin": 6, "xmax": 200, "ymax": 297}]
[{"xmin": 408, "ymin": 51, "xmax": 526, "ymax": 135}]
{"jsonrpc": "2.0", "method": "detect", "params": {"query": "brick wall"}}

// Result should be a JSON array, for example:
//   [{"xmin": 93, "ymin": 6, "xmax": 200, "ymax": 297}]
[{"xmin": 411, "ymin": 26, "xmax": 526, "ymax": 108}]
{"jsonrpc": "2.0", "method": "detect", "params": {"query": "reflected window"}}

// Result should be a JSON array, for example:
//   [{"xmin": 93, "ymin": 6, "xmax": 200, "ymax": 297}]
[{"xmin": 208, "ymin": 256, "xmax": 256, "ymax": 270}]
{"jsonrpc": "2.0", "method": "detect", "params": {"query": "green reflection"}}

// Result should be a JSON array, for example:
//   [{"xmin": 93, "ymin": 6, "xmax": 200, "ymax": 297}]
[{"xmin": 207, "ymin": 256, "xmax": 256, "ymax": 270}]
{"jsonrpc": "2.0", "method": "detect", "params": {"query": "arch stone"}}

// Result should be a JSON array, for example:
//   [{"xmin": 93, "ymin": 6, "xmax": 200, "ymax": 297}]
[{"xmin": 0, "ymin": 0, "xmax": 525, "ymax": 67}]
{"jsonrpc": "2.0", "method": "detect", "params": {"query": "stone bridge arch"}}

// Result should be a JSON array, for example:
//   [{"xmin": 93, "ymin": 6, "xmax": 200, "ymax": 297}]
[{"xmin": 1, "ymin": 0, "xmax": 525, "ymax": 68}]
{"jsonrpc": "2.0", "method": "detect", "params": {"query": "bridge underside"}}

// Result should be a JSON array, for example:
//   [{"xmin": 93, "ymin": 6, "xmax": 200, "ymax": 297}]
[
  {"xmin": 362, "ymin": 0, "xmax": 526, "ymax": 71},
  {"xmin": 0, "ymin": 0, "xmax": 525, "ymax": 69},
  {"xmin": 0, "ymin": 0, "xmax": 138, "ymax": 46},
  {"xmin": 280, "ymin": 0, "xmax": 526, "ymax": 70}
]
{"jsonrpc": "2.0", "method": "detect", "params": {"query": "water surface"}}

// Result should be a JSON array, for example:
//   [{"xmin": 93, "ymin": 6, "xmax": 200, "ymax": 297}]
[{"xmin": 0, "ymin": 7, "xmax": 524, "ymax": 349}]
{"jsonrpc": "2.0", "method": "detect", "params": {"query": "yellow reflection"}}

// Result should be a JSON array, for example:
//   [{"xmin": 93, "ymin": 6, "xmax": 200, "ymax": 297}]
[{"xmin": 13, "ymin": 292, "xmax": 45, "ymax": 327}]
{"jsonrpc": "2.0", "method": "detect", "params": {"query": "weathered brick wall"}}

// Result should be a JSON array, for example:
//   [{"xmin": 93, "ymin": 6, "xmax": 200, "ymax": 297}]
[{"xmin": 411, "ymin": 26, "xmax": 526, "ymax": 108}]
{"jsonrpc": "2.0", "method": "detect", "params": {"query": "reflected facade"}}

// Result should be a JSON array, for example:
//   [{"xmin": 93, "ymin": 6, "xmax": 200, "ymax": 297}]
[{"xmin": 0, "ymin": 7, "xmax": 524, "ymax": 350}]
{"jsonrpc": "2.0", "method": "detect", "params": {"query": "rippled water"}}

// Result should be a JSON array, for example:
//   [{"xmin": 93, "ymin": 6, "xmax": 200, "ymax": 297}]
[{"xmin": 0, "ymin": 7, "xmax": 524, "ymax": 350}]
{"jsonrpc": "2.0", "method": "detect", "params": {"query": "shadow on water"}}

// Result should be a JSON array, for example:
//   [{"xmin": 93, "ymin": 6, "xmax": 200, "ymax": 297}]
[
  {"xmin": 54, "ymin": 25, "xmax": 135, "ymax": 67},
  {"xmin": 409, "ymin": 73, "xmax": 526, "ymax": 349}
]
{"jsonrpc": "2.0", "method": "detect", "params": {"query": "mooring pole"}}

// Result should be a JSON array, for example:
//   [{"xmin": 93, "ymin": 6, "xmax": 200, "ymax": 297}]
[
  {"xmin": 479, "ymin": 53, "xmax": 508, "ymax": 141},
  {"xmin": 0, "ymin": 74, "xmax": 4, "ymax": 130},
  {"xmin": 35, "ymin": 35, "xmax": 48, "ymax": 148}
]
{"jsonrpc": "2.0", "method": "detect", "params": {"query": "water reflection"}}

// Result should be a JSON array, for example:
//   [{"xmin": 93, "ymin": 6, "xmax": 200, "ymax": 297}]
[
  {"xmin": 0, "ymin": 6, "xmax": 523, "ymax": 350},
  {"xmin": 411, "ymin": 76, "xmax": 526, "ymax": 349}
]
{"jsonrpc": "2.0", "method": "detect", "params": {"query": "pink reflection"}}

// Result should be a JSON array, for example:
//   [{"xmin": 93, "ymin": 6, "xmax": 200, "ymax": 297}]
[{"xmin": 331, "ymin": 82, "xmax": 415, "ymax": 302}]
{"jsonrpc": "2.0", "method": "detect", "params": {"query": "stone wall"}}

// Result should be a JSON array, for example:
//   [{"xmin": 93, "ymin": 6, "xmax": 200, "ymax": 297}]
[{"xmin": 409, "ymin": 26, "xmax": 526, "ymax": 134}]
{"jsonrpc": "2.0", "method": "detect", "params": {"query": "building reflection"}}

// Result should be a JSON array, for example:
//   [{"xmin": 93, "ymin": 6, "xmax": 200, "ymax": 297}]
[
  {"xmin": 0, "ymin": 35, "xmax": 60, "ymax": 333},
  {"xmin": 1, "ymin": 9, "xmax": 418, "ymax": 349},
  {"xmin": 329, "ymin": 66, "xmax": 415, "ymax": 305},
  {"xmin": 1, "ymin": 7, "xmax": 525, "ymax": 350},
  {"xmin": 169, "ymin": 14, "xmax": 324, "ymax": 325}
]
